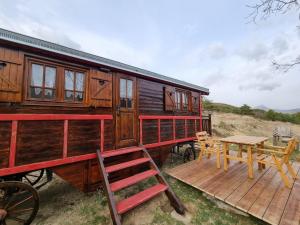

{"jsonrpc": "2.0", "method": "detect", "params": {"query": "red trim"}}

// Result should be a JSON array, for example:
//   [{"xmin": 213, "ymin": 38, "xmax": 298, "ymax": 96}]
[
  {"xmin": 139, "ymin": 115, "xmax": 200, "ymax": 148},
  {"xmin": 173, "ymin": 118, "xmax": 176, "ymax": 140},
  {"xmin": 0, "ymin": 114, "xmax": 113, "ymax": 121},
  {"xmin": 184, "ymin": 119, "xmax": 187, "ymax": 138},
  {"xmin": 0, "ymin": 153, "xmax": 98, "ymax": 176},
  {"xmin": 144, "ymin": 137, "xmax": 196, "ymax": 149},
  {"xmin": 139, "ymin": 115, "xmax": 200, "ymax": 120},
  {"xmin": 63, "ymin": 120, "xmax": 68, "ymax": 158},
  {"xmin": 9, "ymin": 121, "xmax": 18, "ymax": 168},
  {"xmin": 0, "ymin": 114, "xmax": 113, "ymax": 177},
  {"xmin": 158, "ymin": 119, "xmax": 161, "ymax": 143},
  {"xmin": 139, "ymin": 119, "xmax": 143, "ymax": 144},
  {"xmin": 100, "ymin": 120, "xmax": 104, "ymax": 153}
]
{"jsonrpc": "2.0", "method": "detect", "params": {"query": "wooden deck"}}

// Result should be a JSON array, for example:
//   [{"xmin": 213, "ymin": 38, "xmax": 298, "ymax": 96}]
[{"xmin": 166, "ymin": 156, "xmax": 300, "ymax": 225}]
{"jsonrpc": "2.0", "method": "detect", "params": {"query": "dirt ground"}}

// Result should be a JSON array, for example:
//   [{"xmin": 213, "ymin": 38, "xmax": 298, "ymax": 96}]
[
  {"xmin": 212, "ymin": 112, "xmax": 300, "ymax": 138},
  {"xmin": 31, "ymin": 112, "xmax": 300, "ymax": 225}
]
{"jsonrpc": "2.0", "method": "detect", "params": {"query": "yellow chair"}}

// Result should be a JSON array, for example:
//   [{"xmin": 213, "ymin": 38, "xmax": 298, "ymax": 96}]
[
  {"xmin": 256, "ymin": 138, "xmax": 299, "ymax": 188},
  {"xmin": 196, "ymin": 131, "xmax": 222, "ymax": 168}
]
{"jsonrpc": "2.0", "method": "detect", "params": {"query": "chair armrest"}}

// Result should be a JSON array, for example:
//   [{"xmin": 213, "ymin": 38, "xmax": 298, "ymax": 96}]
[
  {"xmin": 256, "ymin": 148, "xmax": 287, "ymax": 155},
  {"xmin": 263, "ymin": 144, "xmax": 285, "ymax": 150}
]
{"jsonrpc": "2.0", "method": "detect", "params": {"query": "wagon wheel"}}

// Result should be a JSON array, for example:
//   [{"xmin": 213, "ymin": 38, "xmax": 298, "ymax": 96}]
[
  {"xmin": 0, "ymin": 181, "xmax": 39, "ymax": 225},
  {"xmin": 183, "ymin": 147, "xmax": 196, "ymax": 163},
  {"xmin": 22, "ymin": 170, "xmax": 45, "ymax": 187}
]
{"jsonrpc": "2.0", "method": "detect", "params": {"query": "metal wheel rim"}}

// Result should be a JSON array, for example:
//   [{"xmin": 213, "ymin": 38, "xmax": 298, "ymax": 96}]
[{"xmin": 0, "ymin": 181, "xmax": 39, "ymax": 225}]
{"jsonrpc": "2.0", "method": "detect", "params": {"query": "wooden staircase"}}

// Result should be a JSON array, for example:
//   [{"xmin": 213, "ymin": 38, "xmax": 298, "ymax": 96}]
[{"xmin": 97, "ymin": 146, "xmax": 185, "ymax": 225}]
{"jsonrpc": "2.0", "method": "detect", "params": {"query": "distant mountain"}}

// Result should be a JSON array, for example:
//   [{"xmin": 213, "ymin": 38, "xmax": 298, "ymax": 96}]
[
  {"xmin": 255, "ymin": 105, "xmax": 269, "ymax": 111},
  {"xmin": 254, "ymin": 105, "xmax": 300, "ymax": 114}
]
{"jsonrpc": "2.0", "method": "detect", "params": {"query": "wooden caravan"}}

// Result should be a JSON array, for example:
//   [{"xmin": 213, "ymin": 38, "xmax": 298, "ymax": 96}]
[{"xmin": 0, "ymin": 28, "xmax": 209, "ymax": 224}]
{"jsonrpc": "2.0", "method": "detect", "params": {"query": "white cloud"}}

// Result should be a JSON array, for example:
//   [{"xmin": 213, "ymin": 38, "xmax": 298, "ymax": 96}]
[{"xmin": 237, "ymin": 42, "xmax": 269, "ymax": 61}]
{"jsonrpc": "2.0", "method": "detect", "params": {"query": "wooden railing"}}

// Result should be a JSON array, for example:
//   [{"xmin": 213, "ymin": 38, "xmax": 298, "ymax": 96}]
[
  {"xmin": 139, "ymin": 115, "xmax": 203, "ymax": 148},
  {"xmin": 0, "ymin": 114, "xmax": 113, "ymax": 176}
]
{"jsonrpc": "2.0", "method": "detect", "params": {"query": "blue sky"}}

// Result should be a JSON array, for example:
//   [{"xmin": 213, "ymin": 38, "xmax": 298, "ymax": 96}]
[{"xmin": 0, "ymin": 0, "xmax": 299, "ymax": 109}]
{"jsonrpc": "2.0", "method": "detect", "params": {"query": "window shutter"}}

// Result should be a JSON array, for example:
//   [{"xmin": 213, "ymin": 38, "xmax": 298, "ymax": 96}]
[
  {"xmin": 164, "ymin": 85, "xmax": 175, "ymax": 111},
  {"xmin": 0, "ymin": 47, "xmax": 23, "ymax": 102},
  {"xmin": 89, "ymin": 69, "xmax": 112, "ymax": 107},
  {"xmin": 192, "ymin": 92, "xmax": 199, "ymax": 112}
]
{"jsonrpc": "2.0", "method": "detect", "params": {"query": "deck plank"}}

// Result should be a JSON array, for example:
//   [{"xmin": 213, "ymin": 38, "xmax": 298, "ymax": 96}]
[
  {"xmin": 166, "ymin": 159, "xmax": 300, "ymax": 225},
  {"xmin": 262, "ymin": 164, "xmax": 300, "ymax": 225},
  {"xmin": 248, "ymin": 167, "xmax": 288, "ymax": 220},
  {"xmin": 215, "ymin": 163, "xmax": 254, "ymax": 201},
  {"xmin": 225, "ymin": 167, "xmax": 270, "ymax": 206},
  {"xmin": 279, "ymin": 165, "xmax": 300, "ymax": 225},
  {"xmin": 235, "ymin": 167, "xmax": 277, "ymax": 212},
  {"xmin": 204, "ymin": 162, "xmax": 246, "ymax": 197}
]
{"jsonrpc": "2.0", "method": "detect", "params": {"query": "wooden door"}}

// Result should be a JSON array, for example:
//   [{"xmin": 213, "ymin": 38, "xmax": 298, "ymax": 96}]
[{"xmin": 115, "ymin": 74, "xmax": 137, "ymax": 148}]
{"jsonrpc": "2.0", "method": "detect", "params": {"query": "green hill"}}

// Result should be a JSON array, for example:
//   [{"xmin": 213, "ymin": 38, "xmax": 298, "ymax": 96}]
[{"xmin": 203, "ymin": 99, "xmax": 300, "ymax": 125}]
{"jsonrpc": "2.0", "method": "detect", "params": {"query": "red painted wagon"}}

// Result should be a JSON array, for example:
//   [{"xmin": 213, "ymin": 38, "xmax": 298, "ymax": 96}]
[{"xmin": 0, "ymin": 28, "xmax": 210, "ymax": 225}]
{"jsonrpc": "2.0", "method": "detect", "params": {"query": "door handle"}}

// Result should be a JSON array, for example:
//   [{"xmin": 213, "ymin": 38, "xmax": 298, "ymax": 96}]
[{"xmin": 116, "ymin": 105, "xmax": 120, "ymax": 116}]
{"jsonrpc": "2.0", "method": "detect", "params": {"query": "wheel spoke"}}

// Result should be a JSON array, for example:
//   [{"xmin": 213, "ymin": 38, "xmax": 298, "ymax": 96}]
[
  {"xmin": 26, "ymin": 175, "xmax": 39, "ymax": 178},
  {"xmin": 8, "ymin": 207, "xmax": 34, "ymax": 215},
  {"xmin": 7, "ymin": 195, "xmax": 33, "ymax": 211},
  {"xmin": 24, "ymin": 177, "xmax": 34, "ymax": 186},
  {"xmin": 6, "ymin": 215, "xmax": 26, "ymax": 223}
]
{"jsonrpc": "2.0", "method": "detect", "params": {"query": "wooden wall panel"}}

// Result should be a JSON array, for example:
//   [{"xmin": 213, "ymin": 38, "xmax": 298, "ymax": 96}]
[
  {"xmin": 176, "ymin": 120, "xmax": 185, "ymax": 139},
  {"xmin": 52, "ymin": 162, "xmax": 87, "ymax": 192},
  {"xmin": 0, "ymin": 46, "xmax": 23, "ymax": 102},
  {"xmin": 142, "ymin": 119, "xmax": 158, "ymax": 144},
  {"xmin": 16, "ymin": 121, "xmax": 64, "ymax": 166},
  {"xmin": 68, "ymin": 120, "xmax": 100, "ymax": 157},
  {"xmin": 0, "ymin": 122, "xmax": 11, "ymax": 169},
  {"xmin": 104, "ymin": 120, "xmax": 114, "ymax": 150},
  {"xmin": 160, "ymin": 120, "xmax": 173, "ymax": 142}
]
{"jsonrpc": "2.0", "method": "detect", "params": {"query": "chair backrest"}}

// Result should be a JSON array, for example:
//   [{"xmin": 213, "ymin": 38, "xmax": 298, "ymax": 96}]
[
  {"xmin": 196, "ymin": 131, "xmax": 209, "ymax": 142},
  {"xmin": 285, "ymin": 138, "xmax": 298, "ymax": 156}
]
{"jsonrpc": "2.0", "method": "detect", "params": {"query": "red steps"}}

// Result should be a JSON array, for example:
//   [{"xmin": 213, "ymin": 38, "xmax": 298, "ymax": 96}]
[
  {"xmin": 105, "ymin": 158, "xmax": 150, "ymax": 173},
  {"xmin": 101, "ymin": 146, "xmax": 143, "ymax": 158},
  {"xmin": 110, "ymin": 169, "xmax": 158, "ymax": 192},
  {"xmin": 97, "ymin": 146, "xmax": 185, "ymax": 224},
  {"xmin": 116, "ymin": 183, "xmax": 168, "ymax": 214}
]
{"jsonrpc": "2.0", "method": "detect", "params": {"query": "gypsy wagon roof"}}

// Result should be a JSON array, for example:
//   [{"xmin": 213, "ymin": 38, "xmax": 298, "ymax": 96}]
[{"xmin": 0, "ymin": 28, "xmax": 209, "ymax": 94}]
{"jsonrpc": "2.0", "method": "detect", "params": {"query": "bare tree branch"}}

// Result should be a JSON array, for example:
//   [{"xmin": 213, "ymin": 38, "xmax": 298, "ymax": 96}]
[
  {"xmin": 248, "ymin": 0, "xmax": 300, "ymax": 70},
  {"xmin": 247, "ymin": 0, "xmax": 299, "ymax": 23},
  {"xmin": 272, "ymin": 59, "xmax": 300, "ymax": 72}
]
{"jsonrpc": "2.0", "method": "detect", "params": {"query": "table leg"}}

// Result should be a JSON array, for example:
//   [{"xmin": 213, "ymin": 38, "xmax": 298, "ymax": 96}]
[
  {"xmin": 238, "ymin": 144, "xmax": 243, "ymax": 163},
  {"xmin": 247, "ymin": 145, "xmax": 254, "ymax": 179},
  {"xmin": 261, "ymin": 141, "xmax": 266, "ymax": 169},
  {"xmin": 224, "ymin": 143, "xmax": 229, "ymax": 171}
]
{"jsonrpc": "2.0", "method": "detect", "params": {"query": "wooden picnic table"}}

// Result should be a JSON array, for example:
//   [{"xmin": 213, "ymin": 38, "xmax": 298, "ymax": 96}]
[{"xmin": 219, "ymin": 135, "xmax": 269, "ymax": 179}]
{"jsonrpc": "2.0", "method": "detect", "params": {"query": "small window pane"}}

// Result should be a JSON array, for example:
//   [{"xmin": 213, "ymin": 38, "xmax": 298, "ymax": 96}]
[
  {"xmin": 127, "ymin": 80, "xmax": 133, "ymax": 99},
  {"xmin": 76, "ymin": 72, "xmax": 84, "ymax": 91},
  {"xmin": 75, "ymin": 92, "xmax": 83, "ymax": 102},
  {"xmin": 65, "ymin": 71, "xmax": 74, "ymax": 90},
  {"xmin": 44, "ymin": 89, "xmax": 55, "ymax": 99},
  {"xmin": 30, "ymin": 87, "xmax": 42, "ymax": 98},
  {"xmin": 65, "ymin": 90, "xmax": 74, "ymax": 101},
  {"xmin": 45, "ymin": 67, "xmax": 56, "ymax": 88},
  {"xmin": 31, "ymin": 64, "xmax": 43, "ymax": 86},
  {"xmin": 176, "ymin": 92, "xmax": 181, "ymax": 109},
  {"xmin": 127, "ymin": 99, "xmax": 132, "ymax": 108},
  {"xmin": 120, "ymin": 98, "xmax": 127, "ymax": 108},
  {"xmin": 120, "ymin": 79, "xmax": 126, "ymax": 98}
]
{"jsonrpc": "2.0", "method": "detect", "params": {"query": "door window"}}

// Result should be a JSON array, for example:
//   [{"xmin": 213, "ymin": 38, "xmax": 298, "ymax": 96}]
[{"xmin": 120, "ymin": 78, "xmax": 133, "ymax": 108}]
